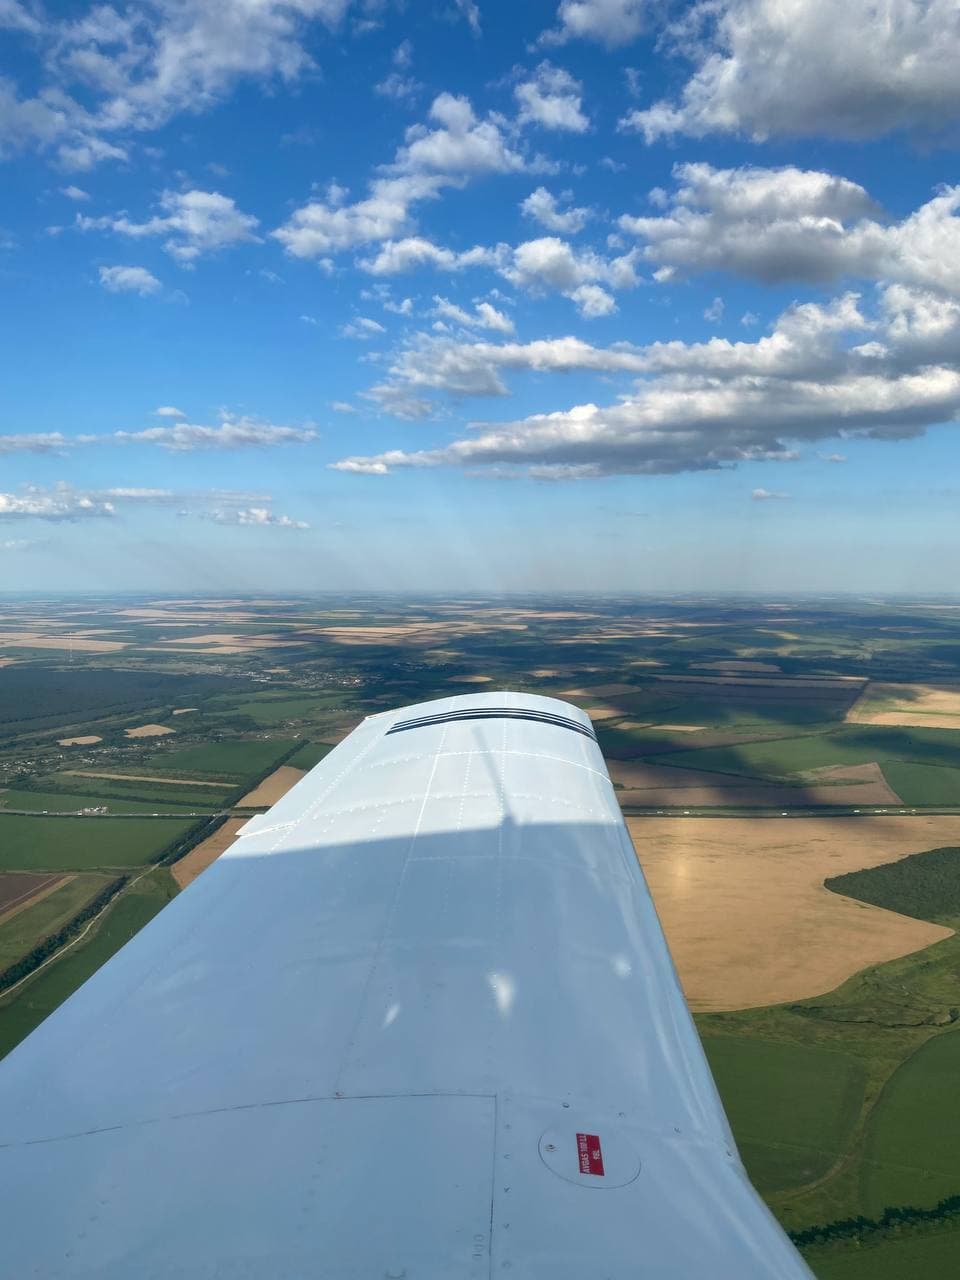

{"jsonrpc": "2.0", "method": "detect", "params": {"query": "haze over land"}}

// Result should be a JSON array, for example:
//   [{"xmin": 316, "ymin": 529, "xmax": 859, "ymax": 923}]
[{"xmin": 3, "ymin": 1, "xmax": 960, "ymax": 592}]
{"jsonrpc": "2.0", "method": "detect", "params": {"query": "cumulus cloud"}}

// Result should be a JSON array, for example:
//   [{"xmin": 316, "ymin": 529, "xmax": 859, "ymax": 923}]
[
  {"xmin": 521, "ymin": 186, "xmax": 591, "ymax": 234},
  {"xmin": 80, "ymin": 190, "xmax": 260, "ymax": 263},
  {"xmin": 341, "ymin": 316, "xmax": 387, "ymax": 339},
  {"xmin": 704, "ymin": 296, "xmax": 724, "ymax": 323},
  {"xmin": 752, "ymin": 488, "xmax": 789, "ymax": 501},
  {"xmin": 452, "ymin": 0, "xmax": 482, "ymax": 34},
  {"xmin": 154, "ymin": 405, "xmax": 186, "ymax": 418},
  {"xmin": 114, "ymin": 413, "xmax": 317, "ymax": 451},
  {"xmin": 501, "ymin": 235, "xmax": 641, "ymax": 315},
  {"xmin": 273, "ymin": 175, "xmax": 445, "ymax": 258},
  {"xmin": 621, "ymin": 0, "xmax": 960, "ymax": 142},
  {"xmin": 333, "ymin": 287, "xmax": 960, "ymax": 476},
  {"xmin": 61, "ymin": 184, "xmax": 89, "ymax": 200},
  {"xmin": 275, "ymin": 90, "xmax": 549, "ymax": 265},
  {"xmin": 392, "ymin": 92, "xmax": 527, "ymax": 175},
  {"xmin": 0, "ymin": 484, "xmax": 115, "ymax": 520},
  {"xmin": 619, "ymin": 163, "xmax": 960, "ymax": 296},
  {"xmin": 540, "ymin": 0, "xmax": 646, "ymax": 48},
  {"xmin": 359, "ymin": 236, "xmax": 502, "ymax": 276},
  {"xmin": 433, "ymin": 295, "xmax": 514, "ymax": 333},
  {"xmin": 515, "ymin": 62, "xmax": 589, "ymax": 132},
  {"xmin": 209, "ymin": 506, "xmax": 309, "ymax": 529},
  {"xmin": 98, "ymin": 264, "xmax": 161, "ymax": 296},
  {"xmin": 0, "ymin": 1, "xmax": 357, "ymax": 168},
  {"xmin": 0, "ymin": 431, "xmax": 77, "ymax": 454}
]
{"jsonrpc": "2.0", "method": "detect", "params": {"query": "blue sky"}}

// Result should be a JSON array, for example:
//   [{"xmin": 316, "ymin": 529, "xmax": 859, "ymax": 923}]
[{"xmin": 2, "ymin": 0, "xmax": 960, "ymax": 593}]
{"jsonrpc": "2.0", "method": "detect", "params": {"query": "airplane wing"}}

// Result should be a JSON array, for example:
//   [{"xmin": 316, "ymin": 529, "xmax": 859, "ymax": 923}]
[{"xmin": 0, "ymin": 692, "xmax": 812, "ymax": 1278}]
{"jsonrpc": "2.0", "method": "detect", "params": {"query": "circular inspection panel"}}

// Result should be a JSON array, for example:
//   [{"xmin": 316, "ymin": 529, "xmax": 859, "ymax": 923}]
[{"xmin": 538, "ymin": 1124, "xmax": 641, "ymax": 1189}]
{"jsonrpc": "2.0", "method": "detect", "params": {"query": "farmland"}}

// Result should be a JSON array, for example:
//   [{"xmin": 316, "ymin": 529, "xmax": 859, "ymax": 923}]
[
  {"xmin": 2, "ymin": 592, "xmax": 960, "ymax": 1274},
  {"xmin": 0, "ymin": 814, "xmax": 200, "ymax": 872}
]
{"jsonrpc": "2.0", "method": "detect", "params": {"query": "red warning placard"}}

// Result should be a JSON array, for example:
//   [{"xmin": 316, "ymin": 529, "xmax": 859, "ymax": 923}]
[{"xmin": 576, "ymin": 1132, "xmax": 605, "ymax": 1176}]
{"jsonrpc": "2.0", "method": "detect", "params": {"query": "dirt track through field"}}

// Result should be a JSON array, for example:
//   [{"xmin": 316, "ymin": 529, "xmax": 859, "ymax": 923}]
[
  {"xmin": 627, "ymin": 815, "xmax": 960, "ymax": 1011},
  {"xmin": 64, "ymin": 770, "xmax": 225, "ymax": 787},
  {"xmin": 172, "ymin": 819, "xmax": 246, "ymax": 888}
]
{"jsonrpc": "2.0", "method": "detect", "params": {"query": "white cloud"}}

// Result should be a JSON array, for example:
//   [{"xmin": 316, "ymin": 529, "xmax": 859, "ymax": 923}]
[
  {"xmin": 114, "ymin": 413, "xmax": 316, "ymax": 451},
  {"xmin": 61, "ymin": 184, "xmax": 89, "ymax": 200},
  {"xmin": 0, "ymin": 484, "xmax": 115, "ymax": 520},
  {"xmin": 155, "ymin": 405, "xmax": 185, "ymax": 418},
  {"xmin": 618, "ymin": 164, "xmax": 960, "ymax": 296},
  {"xmin": 703, "ymin": 296, "xmax": 724, "ymax": 323},
  {"xmin": 392, "ymin": 92, "xmax": 527, "ymax": 175},
  {"xmin": 452, "ymin": 0, "xmax": 481, "ymax": 35},
  {"xmin": 333, "ymin": 287, "xmax": 960, "ymax": 475},
  {"xmin": 621, "ymin": 0, "xmax": 960, "ymax": 142},
  {"xmin": 819, "ymin": 453, "xmax": 847, "ymax": 463},
  {"xmin": 360, "ymin": 236, "xmax": 502, "ymax": 276},
  {"xmin": 521, "ymin": 186, "xmax": 591, "ymax": 234},
  {"xmin": 0, "ymin": 539, "xmax": 33, "ymax": 551},
  {"xmin": 81, "ymin": 189, "xmax": 260, "ymax": 263},
  {"xmin": 275, "ymin": 90, "xmax": 546, "ymax": 266},
  {"xmin": 501, "ymin": 235, "xmax": 640, "ymax": 315},
  {"xmin": 341, "ymin": 316, "xmax": 387, "ymax": 339},
  {"xmin": 98, "ymin": 264, "xmax": 161, "ymax": 296},
  {"xmin": 0, "ymin": 431, "xmax": 78, "ymax": 454},
  {"xmin": 383, "ymin": 296, "xmax": 414, "ymax": 315},
  {"xmin": 0, "ymin": 2, "xmax": 359, "ymax": 169},
  {"xmin": 433, "ymin": 295, "xmax": 514, "ymax": 333},
  {"xmin": 274, "ymin": 174, "xmax": 444, "ymax": 258},
  {"xmin": 752, "ymin": 488, "xmax": 789, "ymax": 501},
  {"xmin": 515, "ymin": 62, "xmax": 589, "ymax": 132},
  {"xmin": 375, "ymin": 44, "xmax": 422, "ymax": 99},
  {"xmin": 374, "ymin": 72, "xmax": 422, "ymax": 100},
  {"xmin": 209, "ymin": 506, "xmax": 309, "ymax": 529},
  {"xmin": 540, "ymin": 0, "xmax": 646, "ymax": 47},
  {"xmin": 330, "ymin": 400, "xmax": 357, "ymax": 413}
]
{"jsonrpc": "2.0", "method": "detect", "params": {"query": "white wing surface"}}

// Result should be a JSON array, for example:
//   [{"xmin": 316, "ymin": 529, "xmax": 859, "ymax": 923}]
[{"xmin": 0, "ymin": 692, "xmax": 812, "ymax": 1277}]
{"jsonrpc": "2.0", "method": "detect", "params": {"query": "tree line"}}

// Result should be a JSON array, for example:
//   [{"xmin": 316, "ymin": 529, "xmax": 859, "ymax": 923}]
[
  {"xmin": 0, "ymin": 875, "xmax": 127, "ymax": 993},
  {"xmin": 793, "ymin": 1192, "xmax": 960, "ymax": 1253}
]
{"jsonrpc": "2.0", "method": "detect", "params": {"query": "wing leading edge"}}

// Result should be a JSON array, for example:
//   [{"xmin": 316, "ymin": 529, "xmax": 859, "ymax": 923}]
[{"xmin": 0, "ymin": 691, "xmax": 812, "ymax": 1278}]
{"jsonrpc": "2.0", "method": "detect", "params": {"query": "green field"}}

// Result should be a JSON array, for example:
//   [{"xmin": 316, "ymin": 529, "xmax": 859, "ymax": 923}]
[
  {"xmin": 286, "ymin": 740, "xmax": 335, "ymax": 769},
  {"xmin": 704, "ymin": 1037, "xmax": 866, "ymax": 1192},
  {"xmin": 862, "ymin": 1032, "xmax": 960, "ymax": 1213},
  {"xmin": 135, "ymin": 738, "xmax": 297, "ymax": 780},
  {"xmin": 0, "ymin": 814, "xmax": 198, "ymax": 871},
  {"xmin": 219, "ymin": 695, "xmax": 345, "ymax": 726},
  {"xmin": 0, "ymin": 787, "xmax": 204, "ymax": 815},
  {"xmin": 0, "ymin": 873, "xmax": 109, "ymax": 969},
  {"xmin": 0, "ymin": 870, "xmax": 176, "ymax": 1059},
  {"xmin": 37, "ymin": 772, "xmax": 234, "ymax": 808},
  {"xmin": 809, "ymin": 1229, "xmax": 960, "ymax": 1278}
]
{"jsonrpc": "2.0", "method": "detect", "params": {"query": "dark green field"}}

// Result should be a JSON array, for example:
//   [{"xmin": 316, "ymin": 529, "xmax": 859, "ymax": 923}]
[
  {"xmin": 0, "ymin": 814, "xmax": 198, "ymax": 871},
  {"xmin": 811, "ymin": 1230, "xmax": 960, "ymax": 1277},
  {"xmin": 703, "ymin": 1037, "xmax": 866, "ymax": 1191}
]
